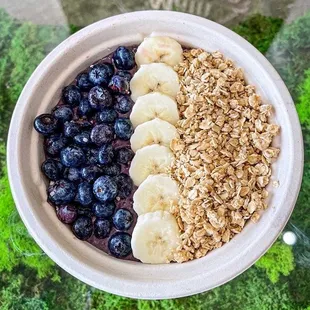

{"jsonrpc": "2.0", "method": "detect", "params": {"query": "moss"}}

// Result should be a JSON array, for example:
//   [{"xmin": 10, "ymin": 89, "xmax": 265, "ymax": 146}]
[
  {"xmin": 91, "ymin": 268, "xmax": 296, "ymax": 310},
  {"xmin": 7, "ymin": 23, "xmax": 68, "ymax": 105},
  {"xmin": 296, "ymin": 70, "xmax": 310, "ymax": 126},
  {"xmin": 255, "ymin": 241, "xmax": 295, "ymax": 283},
  {"xmin": 288, "ymin": 265, "xmax": 310, "ymax": 308},
  {"xmin": 69, "ymin": 24, "xmax": 82, "ymax": 34},
  {"xmin": 267, "ymin": 12, "xmax": 310, "ymax": 100},
  {"xmin": 0, "ymin": 274, "xmax": 49, "ymax": 310},
  {"xmin": 232, "ymin": 14, "xmax": 283, "ymax": 54},
  {"xmin": 0, "ymin": 166, "xmax": 59, "ymax": 280},
  {"xmin": 0, "ymin": 9, "xmax": 69, "ymax": 141},
  {"xmin": 0, "ymin": 269, "xmax": 88, "ymax": 310},
  {"xmin": 291, "ymin": 160, "xmax": 310, "ymax": 233}
]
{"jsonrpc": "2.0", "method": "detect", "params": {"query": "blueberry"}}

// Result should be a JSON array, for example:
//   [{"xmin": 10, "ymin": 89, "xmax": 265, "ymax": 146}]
[
  {"xmin": 55, "ymin": 160, "xmax": 64, "ymax": 173},
  {"xmin": 84, "ymin": 148, "xmax": 100, "ymax": 165},
  {"xmin": 114, "ymin": 118, "xmax": 133, "ymax": 140},
  {"xmin": 88, "ymin": 63, "xmax": 114, "ymax": 86},
  {"xmin": 64, "ymin": 121, "xmax": 80, "ymax": 138},
  {"xmin": 88, "ymin": 86, "xmax": 113, "ymax": 110},
  {"xmin": 76, "ymin": 182, "xmax": 94, "ymax": 206},
  {"xmin": 60, "ymin": 145, "xmax": 86, "ymax": 167},
  {"xmin": 77, "ymin": 207, "xmax": 93, "ymax": 217},
  {"xmin": 90, "ymin": 124, "xmax": 114, "ymax": 145},
  {"xmin": 45, "ymin": 135, "xmax": 68, "ymax": 157},
  {"xmin": 34, "ymin": 114, "xmax": 58, "ymax": 136},
  {"xmin": 98, "ymin": 144, "xmax": 114, "ymax": 165},
  {"xmin": 77, "ymin": 72, "xmax": 94, "ymax": 91},
  {"xmin": 41, "ymin": 159, "xmax": 63, "ymax": 181},
  {"xmin": 56, "ymin": 204, "xmax": 77, "ymax": 224},
  {"xmin": 113, "ymin": 208, "xmax": 133, "ymax": 231},
  {"xmin": 94, "ymin": 218, "xmax": 111, "ymax": 239},
  {"xmin": 53, "ymin": 106, "xmax": 73, "ymax": 123},
  {"xmin": 108, "ymin": 75, "xmax": 130, "ymax": 95},
  {"xmin": 78, "ymin": 97, "xmax": 92, "ymax": 116},
  {"xmin": 114, "ymin": 173, "xmax": 133, "ymax": 198},
  {"xmin": 93, "ymin": 176, "xmax": 118, "ymax": 202},
  {"xmin": 63, "ymin": 167, "xmax": 81, "ymax": 182},
  {"xmin": 117, "ymin": 70, "xmax": 132, "ymax": 81},
  {"xmin": 96, "ymin": 109, "xmax": 117, "ymax": 124},
  {"xmin": 72, "ymin": 216, "xmax": 93, "ymax": 240},
  {"xmin": 73, "ymin": 131, "xmax": 91, "ymax": 146},
  {"xmin": 101, "ymin": 163, "xmax": 121, "ymax": 176},
  {"xmin": 108, "ymin": 232, "xmax": 132, "ymax": 258},
  {"xmin": 62, "ymin": 85, "xmax": 81, "ymax": 106},
  {"xmin": 113, "ymin": 46, "xmax": 135, "ymax": 70},
  {"xmin": 92, "ymin": 201, "xmax": 115, "ymax": 218},
  {"xmin": 114, "ymin": 95, "xmax": 133, "ymax": 113},
  {"xmin": 75, "ymin": 119, "xmax": 92, "ymax": 129},
  {"xmin": 48, "ymin": 179, "xmax": 76, "ymax": 205},
  {"xmin": 115, "ymin": 147, "xmax": 134, "ymax": 164},
  {"xmin": 81, "ymin": 165, "xmax": 101, "ymax": 182}
]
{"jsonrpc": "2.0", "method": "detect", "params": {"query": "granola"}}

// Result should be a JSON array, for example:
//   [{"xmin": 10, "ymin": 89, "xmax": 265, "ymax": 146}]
[{"xmin": 170, "ymin": 49, "xmax": 280, "ymax": 263}]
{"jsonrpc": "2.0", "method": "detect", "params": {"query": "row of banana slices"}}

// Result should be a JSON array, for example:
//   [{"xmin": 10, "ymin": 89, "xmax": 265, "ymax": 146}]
[{"xmin": 127, "ymin": 36, "xmax": 183, "ymax": 264}]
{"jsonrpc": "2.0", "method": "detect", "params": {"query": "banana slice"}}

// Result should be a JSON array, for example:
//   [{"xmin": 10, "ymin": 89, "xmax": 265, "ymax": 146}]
[
  {"xmin": 133, "ymin": 174, "xmax": 179, "ymax": 215},
  {"xmin": 130, "ymin": 92, "xmax": 179, "ymax": 128},
  {"xmin": 135, "ymin": 36, "xmax": 183, "ymax": 67},
  {"xmin": 129, "ymin": 144, "xmax": 174, "ymax": 186},
  {"xmin": 130, "ymin": 118, "xmax": 178, "ymax": 152},
  {"xmin": 131, "ymin": 210, "xmax": 180, "ymax": 263},
  {"xmin": 130, "ymin": 63, "xmax": 180, "ymax": 102}
]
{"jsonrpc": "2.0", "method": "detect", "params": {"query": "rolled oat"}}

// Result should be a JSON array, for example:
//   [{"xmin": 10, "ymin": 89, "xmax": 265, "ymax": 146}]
[{"xmin": 169, "ymin": 49, "xmax": 280, "ymax": 263}]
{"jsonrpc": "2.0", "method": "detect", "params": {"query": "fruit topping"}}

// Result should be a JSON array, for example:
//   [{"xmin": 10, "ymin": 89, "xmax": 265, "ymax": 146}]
[
  {"xmin": 72, "ymin": 216, "xmax": 93, "ymax": 240},
  {"xmin": 113, "ymin": 46, "xmax": 135, "ymax": 70},
  {"xmin": 60, "ymin": 145, "xmax": 86, "ymax": 168},
  {"xmin": 96, "ymin": 109, "xmax": 117, "ymax": 124},
  {"xmin": 88, "ymin": 86, "xmax": 113, "ymax": 110},
  {"xmin": 108, "ymin": 232, "xmax": 132, "ymax": 258},
  {"xmin": 92, "ymin": 201, "xmax": 115, "ymax": 219},
  {"xmin": 114, "ymin": 95, "xmax": 134, "ymax": 114},
  {"xmin": 77, "ymin": 72, "xmax": 94, "ymax": 91},
  {"xmin": 53, "ymin": 106, "xmax": 73, "ymax": 123},
  {"xmin": 41, "ymin": 158, "xmax": 63, "ymax": 181},
  {"xmin": 34, "ymin": 114, "xmax": 58, "ymax": 136},
  {"xmin": 47, "ymin": 179, "xmax": 76, "ymax": 205},
  {"xmin": 62, "ymin": 85, "xmax": 81, "ymax": 106},
  {"xmin": 115, "ymin": 147, "xmax": 134, "ymax": 164},
  {"xmin": 114, "ymin": 118, "xmax": 133, "ymax": 140},
  {"xmin": 113, "ymin": 208, "xmax": 133, "ymax": 231},
  {"xmin": 93, "ymin": 176, "xmax": 118, "ymax": 202},
  {"xmin": 90, "ymin": 124, "xmax": 114, "ymax": 145},
  {"xmin": 56, "ymin": 204, "xmax": 78, "ymax": 224},
  {"xmin": 131, "ymin": 211, "xmax": 180, "ymax": 264},
  {"xmin": 108, "ymin": 74, "xmax": 130, "ymax": 95},
  {"xmin": 94, "ymin": 218, "xmax": 111, "ymax": 239},
  {"xmin": 88, "ymin": 63, "xmax": 114, "ymax": 86},
  {"xmin": 98, "ymin": 144, "xmax": 114, "ymax": 165},
  {"xmin": 130, "ymin": 63, "xmax": 179, "ymax": 101},
  {"xmin": 135, "ymin": 36, "xmax": 183, "ymax": 67},
  {"xmin": 45, "ymin": 135, "xmax": 68, "ymax": 157}
]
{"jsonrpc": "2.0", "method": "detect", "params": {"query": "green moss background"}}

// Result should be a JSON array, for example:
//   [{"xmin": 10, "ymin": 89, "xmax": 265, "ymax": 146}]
[{"xmin": 0, "ymin": 9, "xmax": 309, "ymax": 310}]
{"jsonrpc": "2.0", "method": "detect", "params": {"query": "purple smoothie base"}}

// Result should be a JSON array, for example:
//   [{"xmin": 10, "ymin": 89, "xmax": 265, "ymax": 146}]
[{"xmin": 45, "ymin": 47, "xmax": 140, "ymax": 262}]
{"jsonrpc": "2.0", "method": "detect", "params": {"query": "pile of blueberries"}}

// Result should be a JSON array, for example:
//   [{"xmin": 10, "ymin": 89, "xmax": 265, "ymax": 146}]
[{"xmin": 33, "ymin": 46, "xmax": 137, "ymax": 259}]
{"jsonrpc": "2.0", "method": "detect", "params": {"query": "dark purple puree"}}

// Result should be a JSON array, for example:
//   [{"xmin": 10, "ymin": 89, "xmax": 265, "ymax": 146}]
[{"xmin": 42, "ymin": 47, "xmax": 139, "ymax": 262}]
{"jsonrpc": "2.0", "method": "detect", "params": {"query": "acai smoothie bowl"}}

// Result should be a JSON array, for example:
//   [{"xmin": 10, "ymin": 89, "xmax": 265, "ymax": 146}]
[{"xmin": 7, "ymin": 11, "xmax": 303, "ymax": 299}]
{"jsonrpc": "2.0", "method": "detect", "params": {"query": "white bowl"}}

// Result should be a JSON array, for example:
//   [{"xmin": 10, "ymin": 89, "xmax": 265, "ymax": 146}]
[{"xmin": 7, "ymin": 11, "xmax": 303, "ymax": 299}]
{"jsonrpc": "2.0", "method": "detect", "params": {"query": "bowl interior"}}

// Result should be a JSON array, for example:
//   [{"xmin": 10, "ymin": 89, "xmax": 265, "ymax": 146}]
[{"xmin": 8, "ymin": 11, "xmax": 303, "ymax": 299}]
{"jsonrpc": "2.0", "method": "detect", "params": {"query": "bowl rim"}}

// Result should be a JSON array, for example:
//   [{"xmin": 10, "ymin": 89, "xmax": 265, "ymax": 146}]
[{"xmin": 7, "ymin": 10, "xmax": 303, "ymax": 299}]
